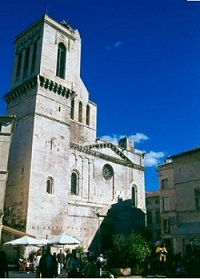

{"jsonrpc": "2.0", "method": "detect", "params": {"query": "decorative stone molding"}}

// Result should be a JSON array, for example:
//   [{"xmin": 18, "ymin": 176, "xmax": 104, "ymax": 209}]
[
  {"xmin": 39, "ymin": 75, "xmax": 75, "ymax": 98},
  {"xmin": 3, "ymin": 75, "xmax": 76, "ymax": 104},
  {"xmin": 71, "ymin": 142, "xmax": 144, "ymax": 170},
  {"xmin": 3, "ymin": 76, "xmax": 37, "ymax": 103}
]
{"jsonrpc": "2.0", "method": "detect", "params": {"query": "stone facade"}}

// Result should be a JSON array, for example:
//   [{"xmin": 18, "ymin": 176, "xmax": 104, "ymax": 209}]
[
  {"xmin": 158, "ymin": 148, "xmax": 200, "ymax": 256},
  {"xmin": 2, "ymin": 14, "xmax": 146, "ymax": 252}
]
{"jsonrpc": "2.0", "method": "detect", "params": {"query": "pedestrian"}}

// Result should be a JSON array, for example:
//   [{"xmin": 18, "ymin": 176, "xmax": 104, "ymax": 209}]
[
  {"xmin": 39, "ymin": 245, "xmax": 57, "ymax": 278},
  {"xmin": 57, "ymin": 249, "xmax": 65, "ymax": 275},
  {"xmin": 155, "ymin": 242, "xmax": 168, "ymax": 275},
  {"xmin": 96, "ymin": 254, "xmax": 105, "ymax": 277},
  {"xmin": 35, "ymin": 250, "xmax": 42, "ymax": 278},
  {"xmin": 82, "ymin": 255, "xmax": 98, "ymax": 278},
  {"xmin": 53, "ymin": 252, "xmax": 58, "ymax": 277},
  {"xmin": 0, "ymin": 249, "xmax": 9, "ymax": 278},
  {"xmin": 66, "ymin": 249, "xmax": 80, "ymax": 278}
]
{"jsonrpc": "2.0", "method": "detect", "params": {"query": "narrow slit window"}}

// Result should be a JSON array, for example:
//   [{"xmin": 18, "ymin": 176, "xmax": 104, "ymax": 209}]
[
  {"xmin": 78, "ymin": 102, "xmax": 83, "ymax": 123},
  {"xmin": 71, "ymin": 100, "xmax": 75, "ymax": 120},
  {"xmin": 132, "ymin": 186, "xmax": 136, "ymax": 207},
  {"xmin": 86, "ymin": 104, "xmax": 90, "ymax": 125},
  {"xmin": 23, "ymin": 47, "xmax": 30, "ymax": 78},
  {"xmin": 46, "ymin": 177, "xmax": 53, "ymax": 194},
  {"xmin": 16, "ymin": 52, "xmax": 22, "ymax": 79},
  {"xmin": 71, "ymin": 172, "xmax": 78, "ymax": 195}
]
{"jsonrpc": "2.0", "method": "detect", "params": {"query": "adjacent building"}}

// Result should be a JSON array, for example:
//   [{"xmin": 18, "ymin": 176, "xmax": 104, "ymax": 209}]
[
  {"xmin": 145, "ymin": 191, "xmax": 161, "ymax": 243},
  {"xmin": 1, "ymin": 14, "xmax": 146, "ymax": 255},
  {"xmin": 0, "ymin": 116, "xmax": 16, "ymax": 241},
  {"xmin": 158, "ymin": 147, "xmax": 200, "ymax": 256}
]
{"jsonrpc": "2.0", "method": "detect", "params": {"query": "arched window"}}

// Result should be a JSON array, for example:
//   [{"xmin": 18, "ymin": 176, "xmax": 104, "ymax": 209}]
[
  {"xmin": 46, "ymin": 177, "xmax": 54, "ymax": 194},
  {"xmin": 23, "ymin": 46, "xmax": 30, "ymax": 78},
  {"xmin": 31, "ymin": 41, "xmax": 37, "ymax": 73},
  {"xmin": 56, "ymin": 43, "xmax": 66, "ymax": 79},
  {"xmin": 71, "ymin": 172, "xmax": 78, "ymax": 195},
  {"xmin": 86, "ymin": 104, "xmax": 90, "ymax": 125},
  {"xmin": 70, "ymin": 99, "xmax": 75, "ymax": 120},
  {"xmin": 16, "ymin": 52, "xmax": 22, "ymax": 79},
  {"xmin": 132, "ymin": 186, "xmax": 137, "ymax": 207},
  {"xmin": 78, "ymin": 102, "xmax": 83, "ymax": 123}
]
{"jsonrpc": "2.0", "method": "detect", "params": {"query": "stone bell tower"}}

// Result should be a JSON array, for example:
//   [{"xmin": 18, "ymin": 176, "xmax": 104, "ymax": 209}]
[{"xmin": 3, "ymin": 14, "xmax": 97, "ymax": 237}]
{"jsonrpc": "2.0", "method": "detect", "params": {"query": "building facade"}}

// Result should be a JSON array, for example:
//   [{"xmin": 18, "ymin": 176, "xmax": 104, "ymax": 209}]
[
  {"xmin": 2, "ymin": 14, "xmax": 146, "ymax": 252},
  {"xmin": 158, "ymin": 148, "xmax": 200, "ymax": 256},
  {"xmin": 145, "ymin": 191, "xmax": 161, "ymax": 243},
  {"xmin": 0, "ymin": 116, "xmax": 16, "ymax": 241}
]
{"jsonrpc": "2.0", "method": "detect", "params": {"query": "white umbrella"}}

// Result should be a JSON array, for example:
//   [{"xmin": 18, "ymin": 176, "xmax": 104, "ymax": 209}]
[
  {"xmin": 4, "ymin": 235, "xmax": 48, "ymax": 246},
  {"xmin": 48, "ymin": 232, "xmax": 81, "ymax": 245}
]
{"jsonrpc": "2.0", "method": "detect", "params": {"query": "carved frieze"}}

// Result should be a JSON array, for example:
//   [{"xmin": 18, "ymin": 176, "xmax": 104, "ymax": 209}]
[{"xmin": 70, "ymin": 142, "xmax": 144, "ymax": 170}]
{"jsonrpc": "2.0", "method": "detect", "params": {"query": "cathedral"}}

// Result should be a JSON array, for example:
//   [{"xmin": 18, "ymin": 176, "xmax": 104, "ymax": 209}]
[{"xmin": 1, "ymin": 14, "xmax": 146, "ymax": 253}]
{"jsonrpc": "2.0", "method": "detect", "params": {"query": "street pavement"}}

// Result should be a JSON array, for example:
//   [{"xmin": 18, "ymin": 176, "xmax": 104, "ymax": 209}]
[
  {"xmin": 8, "ymin": 270, "xmax": 68, "ymax": 278},
  {"xmin": 8, "ymin": 270, "xmax": 166, "ymax": 278},
  {"xmin": 8, "ymin": 269, "xmax": 167, "ymax": 278}
]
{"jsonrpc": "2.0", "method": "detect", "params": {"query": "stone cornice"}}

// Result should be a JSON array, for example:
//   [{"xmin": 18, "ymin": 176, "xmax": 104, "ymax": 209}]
[
  {"xmin": 71, "ymin": 142, "xmax": 144, "ymax": 170},
  {"xmin": 39, "ymin": 75, "xmax": 76, "ymax": 99},
  {"xmin": 3, "ymin": 75, "xmax": 76, "ymax": 104},
  {"xmin": 3, "ymin": 76, "xmax": 38, "ymax": 103}
]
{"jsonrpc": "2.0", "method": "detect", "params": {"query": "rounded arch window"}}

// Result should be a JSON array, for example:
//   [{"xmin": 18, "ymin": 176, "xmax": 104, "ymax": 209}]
[
  {"xmin": 102, "ymin": 164, "xmax": 114, "ymax": 180},
  {"xmin": 46, "ymin": 177, "xmax": 54, "ymax": 194}
]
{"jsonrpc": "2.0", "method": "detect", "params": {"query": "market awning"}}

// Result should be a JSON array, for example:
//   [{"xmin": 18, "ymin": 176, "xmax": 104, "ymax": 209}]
[{"xmin": 2, "ymin": 225, "xmax": 35, "ymax": 238}]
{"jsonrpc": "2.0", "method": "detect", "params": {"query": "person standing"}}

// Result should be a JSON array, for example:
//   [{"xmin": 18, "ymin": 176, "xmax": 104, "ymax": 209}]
[
  {"xmin": 35, "ymin": 250, "xmax": 42, "ymax": 278},
  {"xmin": 82, "ymin": 255, "xmax": 98, "ymax": 278},
  {"xmin": 0, "ymin": 249, "xmax": 9, "ymax": 278},
  {"xmin": 66, "ymin": 249, "xmax": 80, "ymax": 278},
  {"xmin": 155, "ymin": 242, "xmax": 168, "ymax": 275},
  {"xmin": 39, "ymin": 245, "xmax": 57, "ymax": 278},
  {"xmin": 57, "ymin": 249, "xmax": 65, "ymax": 275}
]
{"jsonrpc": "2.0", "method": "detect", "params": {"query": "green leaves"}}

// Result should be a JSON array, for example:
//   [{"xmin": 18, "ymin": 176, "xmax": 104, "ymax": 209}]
[{"xmin": 106, "ymin": 232, "xmax": 151, "ymax": 268}]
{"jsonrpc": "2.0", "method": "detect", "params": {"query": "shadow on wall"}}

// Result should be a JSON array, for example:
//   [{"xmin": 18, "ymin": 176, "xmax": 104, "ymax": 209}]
[{"xmin": 89, "ymin": 199, "xmax": 146, "ymax": 255}]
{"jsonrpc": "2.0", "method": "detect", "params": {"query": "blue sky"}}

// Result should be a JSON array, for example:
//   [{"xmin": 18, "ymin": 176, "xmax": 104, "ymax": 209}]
[{"xmin": 1, "ymin": 0, "xmax": 200, "ymax": 191}]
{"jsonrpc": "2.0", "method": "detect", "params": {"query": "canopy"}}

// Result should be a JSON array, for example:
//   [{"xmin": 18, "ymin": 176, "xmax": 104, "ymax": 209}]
[
  {"xmin": 2, "ymin": 225, "xmax": 35, "ymax": 237},
  {"xmin": 48, "ymin": 232, "xmax": 81, "ymax": 245},
  {"xmin": 4, "ymin": 235, "xmax": 48, "ymax": 246}
]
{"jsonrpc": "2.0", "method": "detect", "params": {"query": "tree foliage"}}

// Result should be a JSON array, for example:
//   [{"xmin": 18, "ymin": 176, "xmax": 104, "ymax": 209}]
[{"xmin": 106, "ymin": 232, "xmax": 151, "ymax": 268}]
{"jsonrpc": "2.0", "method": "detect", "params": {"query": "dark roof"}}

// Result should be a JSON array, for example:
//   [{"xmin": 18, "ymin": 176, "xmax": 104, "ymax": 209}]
[{"xmin": 168, "ymin": 146, "xmax": 200, "ymax": 159}]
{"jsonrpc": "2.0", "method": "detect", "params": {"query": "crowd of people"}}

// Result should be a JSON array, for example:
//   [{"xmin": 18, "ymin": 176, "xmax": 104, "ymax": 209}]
[
  {"xmin": 1, "ymin": 242, "xmax": 200, "ymax": 278},
  {"xmin": 15, "ymin": 247, "xmax": 110, "ymax": 278},
  {"xmin": 37, "ymin": 246, "xmax": 109, "ymax": 278},
  {"xmin": 0, "ymin": 245, "xmax": 111, "ymax": 278}
]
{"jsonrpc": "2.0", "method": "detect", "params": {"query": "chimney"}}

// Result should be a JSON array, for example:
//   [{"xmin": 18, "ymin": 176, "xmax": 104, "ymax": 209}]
[{"xmin": 129, "ymin": 140, "xmax": 134, "ymax": 153}]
